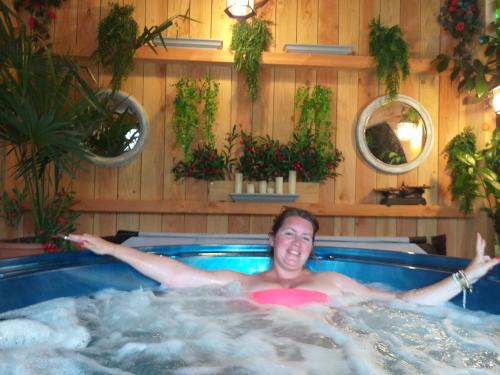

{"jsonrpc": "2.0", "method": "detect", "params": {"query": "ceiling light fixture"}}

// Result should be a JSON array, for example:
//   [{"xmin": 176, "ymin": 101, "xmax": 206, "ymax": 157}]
[{"xmin": 225, "ymin": 0, "xmax": 269, "ymax": 20}]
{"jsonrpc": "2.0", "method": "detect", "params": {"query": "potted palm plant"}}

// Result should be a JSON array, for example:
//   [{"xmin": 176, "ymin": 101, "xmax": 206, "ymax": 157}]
[{"xmin": 0, "ymin": 0, "xmax": 102, "ymax": 255}]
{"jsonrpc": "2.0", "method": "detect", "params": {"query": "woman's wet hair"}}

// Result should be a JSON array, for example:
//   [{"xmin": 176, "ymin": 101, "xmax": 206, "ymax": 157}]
[
  {"xmin": 270, "ymin": 206, "xmax": 320, "ymax": 238},
  {"xmin": 269, "ymin": 207, "xmax": 320, "ymax": 260}
]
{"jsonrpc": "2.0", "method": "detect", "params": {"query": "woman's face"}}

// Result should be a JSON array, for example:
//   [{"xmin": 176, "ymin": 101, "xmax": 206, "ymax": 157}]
[{"xmin": 269, "ymin": 215, "xmax": 314, "ymax": 272}]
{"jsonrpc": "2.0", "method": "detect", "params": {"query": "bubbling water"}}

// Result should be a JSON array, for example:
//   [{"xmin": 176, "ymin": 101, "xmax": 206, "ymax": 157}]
[{"xmin": 0, "ymin": 285, "xmax": 499, "ymax": 375}]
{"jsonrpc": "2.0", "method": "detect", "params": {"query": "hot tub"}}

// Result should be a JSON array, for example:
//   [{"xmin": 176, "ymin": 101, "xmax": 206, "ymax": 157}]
[{"xmin": 1, "ymin": 238, "xmax": 498, "ymax": 314}]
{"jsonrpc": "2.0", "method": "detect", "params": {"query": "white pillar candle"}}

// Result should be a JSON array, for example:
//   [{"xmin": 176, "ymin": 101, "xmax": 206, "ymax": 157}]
[
  {"xmin": 234, "ymin": 172, "xmax": 243, "ymax": 193},
  {"xmin": 275, "ymin": 176, "xmax": 284, "ymax": 194},
  {"xmin": 258, "ymin": 180, "xmax": 267, "ymax": 194},
  {"xmin": 288, "ymin": 170, "xmax": 297, "ymax": 194},
  {"xmin": 246, "ymin": 183, "xmax": 255, "ymax": 194},
  {"xmin": 267, "ymin": 187, "xmax": 274, "ymax": 194}
]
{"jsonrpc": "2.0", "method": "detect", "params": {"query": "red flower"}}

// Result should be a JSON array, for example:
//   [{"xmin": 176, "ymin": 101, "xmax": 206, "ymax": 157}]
[
  {"xmin": 27, "ymin": 16, "xmax": 36, "ymax": 30},
  {"xmin": 47, "ymin": 9, "xmax": 57, "ymax": 20},
  {"xmin": 448, "ymin": 5, "xmax": 456, "ymax": 12},
  {"xmin": 455, "ymin": 22, "xmax": 465, "ymax": 32},
  {"xmin": 57, "ymin": 216, "xmax": 65, "ymax": 225}
]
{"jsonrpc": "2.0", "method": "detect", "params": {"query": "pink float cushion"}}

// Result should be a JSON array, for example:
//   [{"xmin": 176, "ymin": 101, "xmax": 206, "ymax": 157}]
[{"xmin": 251, "ymin": 288, "xmax": 328, "ymax": 307}]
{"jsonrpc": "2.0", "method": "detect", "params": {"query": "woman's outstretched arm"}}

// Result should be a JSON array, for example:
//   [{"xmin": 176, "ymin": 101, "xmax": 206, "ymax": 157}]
[
  {"xmin": 325, "ymin": 233, "xmax": 499, "ymax": 306},
  {"xmin": 399, "ymin": 233, "xmax": 499, "ymax": 305},
  {"xmin": 68, "ymin": 234, "xmax": 247, "ymax": 288}
]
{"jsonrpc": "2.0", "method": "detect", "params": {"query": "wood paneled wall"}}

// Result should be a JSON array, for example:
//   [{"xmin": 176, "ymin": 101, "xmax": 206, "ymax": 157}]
[{"xmin": 1, "ymin": 0, "xmax": 496, "ymax": 258}]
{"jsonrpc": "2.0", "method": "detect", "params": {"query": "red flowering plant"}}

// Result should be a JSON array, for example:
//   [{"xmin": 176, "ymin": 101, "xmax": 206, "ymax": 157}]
[
  {"xmin": 0, "ymin": 188, "xmax": 27, "ymax": 240},
  {"xmin": 14, "ymin": 0, "xmax": 65, "ymax": 39},
  {"xmin": 438, "ymin": 0, "xmax": 480, "ymax": 47},
  {"xmin": 435, "ymin": 0, "xmax": 499, "ymax": 98},
  {"xmin": 173, "ymin": 126, "xmax": 238, "ymax": 181},
  {"xmin": 288, "ymin": 130, "xmax": 343, "ymax": 182},
  {"xmin": 236, "ymin": 131, "xmax": 290, "ymax": 181},
  {"xmin": 36, "ymin": 189, "xmax": 80, "ymax": 252}
]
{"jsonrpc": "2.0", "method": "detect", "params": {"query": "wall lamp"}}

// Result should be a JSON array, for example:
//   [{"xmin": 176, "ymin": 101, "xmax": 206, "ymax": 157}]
[
  {"xmin": 225, "ymin": 0, "xmax": 269, "ymax": 20},
  {"xmin": 492, "ymin": 85, "xmax": 500, "ymax": 129}
]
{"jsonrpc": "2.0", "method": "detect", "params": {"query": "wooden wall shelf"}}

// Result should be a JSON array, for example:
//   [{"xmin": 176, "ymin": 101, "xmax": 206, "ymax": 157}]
[
  {"xmin": 72, "ymin": 200, "xmax": 465, "ymax": 218},
  {"xmin": 74, "ymin": 46, "xmax": 438, "ymax": 73}
]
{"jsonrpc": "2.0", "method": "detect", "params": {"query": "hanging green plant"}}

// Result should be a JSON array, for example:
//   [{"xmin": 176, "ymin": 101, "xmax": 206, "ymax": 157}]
[
  {"xmin": 444, "ymin": 128, "xmax": 500, "ymax": 254},
  {"xmin": 230, "ymin": 18, "xmax": 272, "ymax": 101},
  {"xmin": 369, "ymin": 18, "xmax": 410, "ymax": 101},
  {"xmin": 290, "ymin": 85, "xmax": 343, "ymax": 182},
  {"xmin": 93, "ymin": 3, "xmax": 182, "ymax": 92},
  {"xmin": 434, "ymin": 0, "xmax": 499, "ymax": 99},
  {"xmin": 173, "ymin": 77, "xmax": 200, "ymax": 161},
  {"xmin": 200, "ymin": 75, "xmax": 219, "ymax": 148}
]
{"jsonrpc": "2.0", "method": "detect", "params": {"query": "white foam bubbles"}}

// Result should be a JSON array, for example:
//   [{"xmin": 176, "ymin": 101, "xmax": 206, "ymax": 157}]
[{"xmin": 0, "ymin": 286, "xmax": 499, "ymax": 375}]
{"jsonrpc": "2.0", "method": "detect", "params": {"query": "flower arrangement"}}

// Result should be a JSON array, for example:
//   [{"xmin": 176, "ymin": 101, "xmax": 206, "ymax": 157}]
[
  {"xmin": 438, "ymin": 0, "xmax": 480, "ymax": 49},
  {"xmin": 435, "ymin": 0, "xmax": 498, "ymax": 99},
  {"xmin": 236, "ymin": 131, "xmax": 290, "ymax": 181},
  {"xmin": 172, "ymin": 83, "xmax": 343, "ymax": 183},
  {"xmin": 13, "ymin": 0, "xmax": 65, "ymax": 39},
  {"xmin": 173, "ymin": 126, "xmax": 238, "ymax": 181}
]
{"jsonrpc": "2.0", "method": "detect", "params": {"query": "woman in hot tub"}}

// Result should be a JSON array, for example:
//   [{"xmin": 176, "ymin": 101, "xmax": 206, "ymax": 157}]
[{"xmin": 68, "ymin": 207, "xmax": 499, "ymax": 307}]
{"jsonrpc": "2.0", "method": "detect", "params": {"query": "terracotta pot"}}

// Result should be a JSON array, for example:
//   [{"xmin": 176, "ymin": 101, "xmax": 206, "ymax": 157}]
[{"xmin": 0, "ymin": 242, "xmax": 46, "ymax": 259}]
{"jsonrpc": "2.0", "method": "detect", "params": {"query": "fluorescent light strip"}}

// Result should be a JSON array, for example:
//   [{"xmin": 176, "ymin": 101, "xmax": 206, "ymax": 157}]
[
  {"xmin": 283, "ymin": 43, "xmax": 353, "ymax": 55},
  {"xmin": 153, "ymin": 37, "xmax": 223, "ymax": 50}
]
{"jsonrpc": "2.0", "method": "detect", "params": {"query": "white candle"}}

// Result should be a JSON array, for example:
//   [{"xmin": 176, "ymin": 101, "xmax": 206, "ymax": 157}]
[
  {"xmin": 267, "ymin": 187, "xmax": 274, "ymax": 194},
  {"xmin": 234, "ymin": 172, "xmax": 243, "ymax": 193},
  {"xmin": 246, "ymin": 183, "xmax": 255, "ymax": 194},
  {"xmin": 288, "ymin": 170, "xmax": 297, "ymax": 194},
  {"xmin": 258, "ymin": 180, "xmax": 267, "ymax": 194},
  {"xmin": 275, "ymin": 176, "xmax": 283, "ymax": 194}
]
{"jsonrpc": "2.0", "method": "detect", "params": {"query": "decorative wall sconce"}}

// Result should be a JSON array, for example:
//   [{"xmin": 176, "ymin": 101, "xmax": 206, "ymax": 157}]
[
  {"xmin": 224, "ymin": 0, "xmax": 269, "ymax": 20},
  {"xmin": 492, "ymin": 85, "xmax": 500, "ymax": 129}
]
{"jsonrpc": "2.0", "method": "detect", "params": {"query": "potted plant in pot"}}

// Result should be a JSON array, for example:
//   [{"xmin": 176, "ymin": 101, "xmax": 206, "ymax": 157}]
[{"xmin": 0, "ymin": 1, "xmax": 102, "ymax": 255}]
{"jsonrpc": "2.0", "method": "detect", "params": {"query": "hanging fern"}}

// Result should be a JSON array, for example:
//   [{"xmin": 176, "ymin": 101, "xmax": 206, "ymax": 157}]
[
  {"xmin": 369, "ymin": 18, "xmax": 410, "ymax": 101},
  {"xmin": 230, "ymin": 18, "xmax": 272, "ymax": 101},
  {"xmin": 93, "ymin": 3, "xmax": 181, "ymax": 92}
]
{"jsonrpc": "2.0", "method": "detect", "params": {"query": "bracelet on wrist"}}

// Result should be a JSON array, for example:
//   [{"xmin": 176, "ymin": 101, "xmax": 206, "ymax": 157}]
[{"xmin": 452, "ymin": 270, "xmax": 473, "ymax": 293}]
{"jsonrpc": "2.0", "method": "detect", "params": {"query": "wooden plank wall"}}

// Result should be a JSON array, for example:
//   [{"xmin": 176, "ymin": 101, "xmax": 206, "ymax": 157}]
[{"xmin": 1, "ymin": 0, "xmax": 496, "ymax": 258}]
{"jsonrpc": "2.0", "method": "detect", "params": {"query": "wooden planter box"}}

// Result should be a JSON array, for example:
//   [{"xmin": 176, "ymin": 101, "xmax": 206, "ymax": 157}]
[{"xmin": 0, "ymin": 242, "xmax": 46, "ymax": 259}]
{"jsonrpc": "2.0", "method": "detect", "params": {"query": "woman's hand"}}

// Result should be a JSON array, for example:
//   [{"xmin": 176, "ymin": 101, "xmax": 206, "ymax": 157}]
[
  {"xmin": 464, "ymin": 233, "xmax": 500, "ymax": 284},
  {"xmin": 67, "ymin": 233, "xmax": 116, "ymax": 256}
]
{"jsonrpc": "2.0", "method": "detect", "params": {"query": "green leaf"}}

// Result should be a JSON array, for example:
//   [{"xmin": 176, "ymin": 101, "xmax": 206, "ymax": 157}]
[
  {"xmin": 435, "ymin": 54, "xmax": 450, "ymax": 72},
  {"xmin": 456, "ymin": 151, "xmax": 476, "ymax": 167}
]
